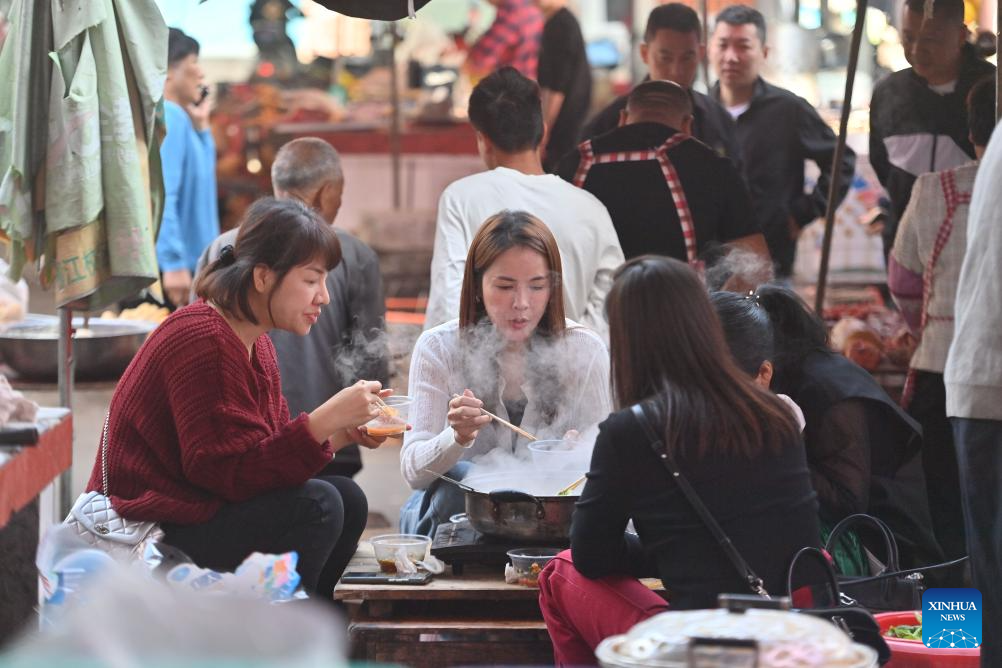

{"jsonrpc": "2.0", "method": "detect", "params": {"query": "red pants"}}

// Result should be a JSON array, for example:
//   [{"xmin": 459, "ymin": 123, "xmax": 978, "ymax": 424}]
[{"xmin": 538, "ymin": 550, "xmax": 669, "ymax": 667}]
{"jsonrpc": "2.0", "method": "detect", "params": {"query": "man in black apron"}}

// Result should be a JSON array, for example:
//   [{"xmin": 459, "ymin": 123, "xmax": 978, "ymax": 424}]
[{"xmin": 556, "ymin": 80, "xmax": 768, "ymax": 275}]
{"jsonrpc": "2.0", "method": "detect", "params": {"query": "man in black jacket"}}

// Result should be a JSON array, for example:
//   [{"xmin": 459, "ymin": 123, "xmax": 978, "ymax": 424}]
[
  {"xmin": 869, "ymin": 0, "xmax": 994, "ymax": 255},
  {"xmin": 710, "ymin": 5, "xmax": 855, "ymax": 279},
  {"xmin": 580, "ymin": 3, "xmax": 740, "ymax": 166}
]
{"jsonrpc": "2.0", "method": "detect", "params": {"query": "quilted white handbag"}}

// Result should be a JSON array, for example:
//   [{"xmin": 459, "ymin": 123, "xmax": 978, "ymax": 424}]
[{"xmin": 63, "ymin": 413, "xmax": 164, "ymax": 561}]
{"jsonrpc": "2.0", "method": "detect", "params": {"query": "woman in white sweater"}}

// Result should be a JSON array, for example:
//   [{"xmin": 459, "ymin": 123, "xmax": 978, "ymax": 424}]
[{"xmin": 400, "ymin": 210, "xmax": 612, "ymax": 536}]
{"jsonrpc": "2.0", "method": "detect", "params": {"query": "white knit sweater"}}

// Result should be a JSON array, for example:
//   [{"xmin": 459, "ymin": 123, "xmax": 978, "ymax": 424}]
[{"xmin": 400, "ymin": 319, "xmax": 612, "ymax": 489}]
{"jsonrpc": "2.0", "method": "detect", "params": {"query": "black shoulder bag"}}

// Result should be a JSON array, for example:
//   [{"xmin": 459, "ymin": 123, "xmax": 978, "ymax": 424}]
[
  {"xmin": 630, "ymin": 403, "xmax": 891, "ymax": 665},
  {"xmin": 786, "ymin": 547, "xmax": 892, "ymax": 665},
  {"xmin": 629, "ymin": 403, "xmax": 770, "ymax": 598}
]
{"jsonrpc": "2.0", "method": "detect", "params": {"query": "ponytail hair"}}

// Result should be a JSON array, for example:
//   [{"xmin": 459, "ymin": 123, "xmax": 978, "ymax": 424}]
[
  {"xmin": 710, "ymin": 291, "xmax": 775, "ymax": 378},
  {"xmin": 754, "ymin": 285, "xmax": 829, "ymax": 384},
  {"xmin": 194, "ymin": 197, "xmax": 341, "ymax": 325}
]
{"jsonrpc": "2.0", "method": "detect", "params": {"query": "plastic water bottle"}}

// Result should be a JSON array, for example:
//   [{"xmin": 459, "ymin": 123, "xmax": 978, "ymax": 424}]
[{"xmin": 40, "ymin": 549, "xmax": 116, "ymax": 628}]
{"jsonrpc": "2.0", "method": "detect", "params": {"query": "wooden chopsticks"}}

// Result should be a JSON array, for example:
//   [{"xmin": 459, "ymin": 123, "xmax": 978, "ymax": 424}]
[
  {"xmin": 556, "ymin": 475, "xmax": 586, "ymax": 496},
  {"xmin": 452, "ymin": 394, "xmax": 537, "ymax": 441}
]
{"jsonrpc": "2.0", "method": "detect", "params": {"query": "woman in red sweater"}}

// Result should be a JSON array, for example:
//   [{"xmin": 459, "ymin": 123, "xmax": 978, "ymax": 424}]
[{"xmin": 87, "ymin": 197, "xmax": 388, "ymax": 600}]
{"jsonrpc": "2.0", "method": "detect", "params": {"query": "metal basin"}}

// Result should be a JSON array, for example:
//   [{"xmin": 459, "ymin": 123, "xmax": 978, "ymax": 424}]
[{"xmin": 0, "ymin": 314, "xmax": 156, "ymax": 381}]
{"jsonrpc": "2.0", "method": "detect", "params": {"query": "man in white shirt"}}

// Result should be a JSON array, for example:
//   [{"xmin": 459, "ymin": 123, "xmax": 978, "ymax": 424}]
[
  {"xmin": 424, "ymin": 66, "xmax": 624, "ymax": 339},
  {"xmin": 944, "ymin": 120, "xmax": 1002, "ymax": 667}
]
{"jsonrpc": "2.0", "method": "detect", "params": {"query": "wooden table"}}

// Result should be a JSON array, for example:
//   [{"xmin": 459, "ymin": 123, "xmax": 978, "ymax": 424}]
[
  {"xmin": 335, "ymin": 531, "xmax": 665, "ymax": 667},
  {"xmin": 335, "ymin": 531, "xmax": 551, "ymax": 666}
]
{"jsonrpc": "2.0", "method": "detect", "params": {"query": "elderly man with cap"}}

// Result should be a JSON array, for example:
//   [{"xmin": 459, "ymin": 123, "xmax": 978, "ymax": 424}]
[
  {"xmin": 195, "ymin": 138, "xmax": 389, "ymax": 477},
  {"xmin": 557, "ymin": 80, "xmax": 767, "ymax": 270}
]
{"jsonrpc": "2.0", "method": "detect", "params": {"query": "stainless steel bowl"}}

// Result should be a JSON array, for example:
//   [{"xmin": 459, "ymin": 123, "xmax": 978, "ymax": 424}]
[{"xmin": 0, "ymin": 314, "xmax": 157, "ymax": 381}]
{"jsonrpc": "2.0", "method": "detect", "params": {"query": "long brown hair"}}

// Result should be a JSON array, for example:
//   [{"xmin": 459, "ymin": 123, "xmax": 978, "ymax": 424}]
[
  {"xmin": 195, "ymin": 197, "xmax": 341, "ymax": 325},
  {"xmin": 458, "ymin": 210, "xmax": 566, "ymax": 337},
  {"xmin": 607, "ymin": 256, "xmax": 799, "ymax": 458}
]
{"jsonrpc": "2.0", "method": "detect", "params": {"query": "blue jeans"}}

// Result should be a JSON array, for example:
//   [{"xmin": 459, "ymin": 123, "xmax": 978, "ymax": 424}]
[
  {"xmin": 399, "ymin": 462, "xmax": 472, "ymax": 537},
  {"xmin": 951, "ymin": 417, "xmax": 1002, "ymax": 667}
]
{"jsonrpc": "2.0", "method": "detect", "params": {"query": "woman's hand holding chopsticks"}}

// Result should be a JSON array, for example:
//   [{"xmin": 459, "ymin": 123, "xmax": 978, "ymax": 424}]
[
  {"xmin": 448, "ymin": 389, "xmax": 492, "ymax": 445},
  {"xmin": 450, "ymin": 392, "xmax": 539, "ymax": 442}
]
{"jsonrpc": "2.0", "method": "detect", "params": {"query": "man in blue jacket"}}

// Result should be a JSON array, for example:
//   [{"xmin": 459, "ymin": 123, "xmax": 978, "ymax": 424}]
[{"xmin": 157, "ymin": 28, "xmax": 219, "ymax": 308}]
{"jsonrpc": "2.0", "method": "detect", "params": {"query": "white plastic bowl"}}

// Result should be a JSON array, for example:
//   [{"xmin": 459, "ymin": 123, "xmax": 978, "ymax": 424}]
[
  {"xmin": 528, "ymin": 439, "xmax": 592, "ymax": 470},
  {"xmin": 370, "ymin": 533, "xmax": 430, "ymax": 573}
]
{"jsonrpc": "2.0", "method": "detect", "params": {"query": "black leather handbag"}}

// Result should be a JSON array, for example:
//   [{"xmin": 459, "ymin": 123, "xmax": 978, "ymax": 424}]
[
  {"xmin": 786, "ymin": 546, "xmax": 892, "ymax": 665},
  {"xmin": 825, "ymin": 513, "xmax": 924, "ymax": 612}
]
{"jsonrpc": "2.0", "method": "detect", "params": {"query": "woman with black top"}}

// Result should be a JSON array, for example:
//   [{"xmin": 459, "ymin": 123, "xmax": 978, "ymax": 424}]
[
  {"xmin": 538, "ymin": 257, "xmax": 819, "ymax": 666},
  {"xmin": 755, "ymin": 286, "xmax": 944, "ymax": 572},
  {"xmin": 711, "ymin": 291, "xmax": 877, "ymax": 575}
]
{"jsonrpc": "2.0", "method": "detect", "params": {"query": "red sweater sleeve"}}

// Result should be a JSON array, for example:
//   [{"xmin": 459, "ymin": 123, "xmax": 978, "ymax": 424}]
[{"xmin": 167, "ymin": 331, "xmax": 333, "ymax": 503}]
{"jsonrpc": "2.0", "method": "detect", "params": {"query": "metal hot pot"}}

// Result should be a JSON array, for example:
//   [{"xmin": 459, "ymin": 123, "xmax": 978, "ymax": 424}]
[{"xmin": 457, "ymin": 471, "xmax": 584, "ymax": 542}]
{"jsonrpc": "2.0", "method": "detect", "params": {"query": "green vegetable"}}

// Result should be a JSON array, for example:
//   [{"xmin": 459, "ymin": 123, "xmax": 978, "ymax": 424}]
[{"xmin": 886, "ymin": 624, "xmax": 922, "ymax": 640}]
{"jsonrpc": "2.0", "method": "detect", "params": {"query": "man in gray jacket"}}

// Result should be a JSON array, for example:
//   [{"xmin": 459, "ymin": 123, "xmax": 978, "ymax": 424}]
[{"xmin": 195, "ymin": 137, "xmax": 389, "ymax": 476}]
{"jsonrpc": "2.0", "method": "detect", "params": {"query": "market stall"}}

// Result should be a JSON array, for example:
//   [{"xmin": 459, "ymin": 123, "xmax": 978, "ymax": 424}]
[{"xmin": 0, "ymin": 408, "xmax": 71, "ymax": 646}]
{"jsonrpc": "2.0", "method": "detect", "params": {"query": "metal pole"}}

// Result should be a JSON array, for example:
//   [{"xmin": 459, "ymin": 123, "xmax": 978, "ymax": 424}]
[
  {"xmin": 388, "ymin": 22, "xmax": 402, "ymax": 211},
  {"xmin": 701, "ymin": 0, "xmax": 710, "ymax": 89},
  {"xmin": 26, "ymin": 0, "xmax": 71, "ymax": 518},
  {"xmin": 57, "ymin": 307, "xmax": 74, "ymax": 516},
  {"xmin": 815, "ymin": 0, "xmax": 868, "ymax": 314},
  {"xmin": 997, "ymin": 0, "xmax": 1001, "ymax": 122}
]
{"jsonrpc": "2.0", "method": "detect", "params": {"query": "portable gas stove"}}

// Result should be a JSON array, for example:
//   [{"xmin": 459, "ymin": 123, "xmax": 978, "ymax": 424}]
[{"xmin": 430, "ymin": 516, "xmax": 568, "ymax": 575}]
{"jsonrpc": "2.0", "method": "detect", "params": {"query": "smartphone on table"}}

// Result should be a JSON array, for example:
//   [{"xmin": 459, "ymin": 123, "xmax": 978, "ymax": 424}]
[{"xmin": 341, "ymin": 571, "xmax": 433, "ymax": 585}]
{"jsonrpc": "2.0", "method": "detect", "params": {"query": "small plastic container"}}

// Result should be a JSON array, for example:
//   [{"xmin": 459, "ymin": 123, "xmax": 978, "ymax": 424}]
[
  {"xmin": 506, "ymin": 547, "xmax": 563, "ymax": 587},
  {"xmin": 364, "ymin": 395, "xmax": 411, "ymax": 438},
  {"xmin": 528, "ymin": 439, "xmax": 591, "ymax": 470},
  {"xmin": 370, "ymin": 533, "xmax": 431, "ymax": 574}
]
